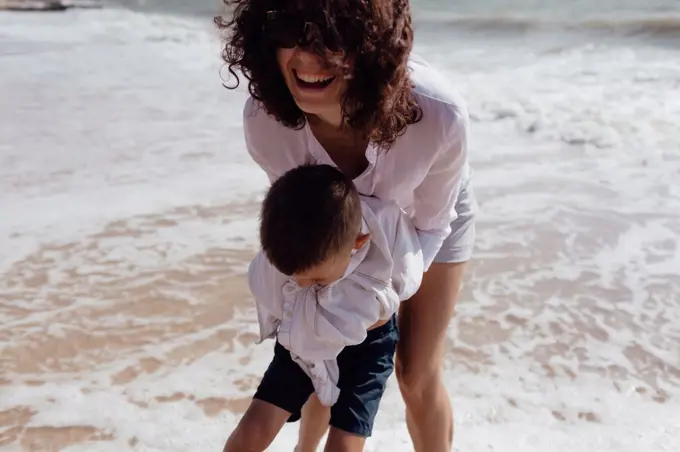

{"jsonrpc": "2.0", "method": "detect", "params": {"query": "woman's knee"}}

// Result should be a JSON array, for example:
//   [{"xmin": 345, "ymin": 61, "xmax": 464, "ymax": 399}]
[
  {"xmin": 395, "ymin": 262, "xmax": 466, "ymax": 399},
  {"xmin": 395, "ymin": 354, "xmax": 442, "ymax": 401}
]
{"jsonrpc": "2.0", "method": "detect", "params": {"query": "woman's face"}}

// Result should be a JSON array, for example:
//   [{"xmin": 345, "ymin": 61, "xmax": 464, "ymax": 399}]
[{"xmin": 276, "ymin": 46, "xmax": 350, "ymax": 124}]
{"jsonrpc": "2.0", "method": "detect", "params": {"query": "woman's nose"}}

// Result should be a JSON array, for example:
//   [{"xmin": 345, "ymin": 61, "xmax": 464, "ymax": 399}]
[{"xmin": 292, "ymin": 47, "xmax": 323, "ymax": 66}]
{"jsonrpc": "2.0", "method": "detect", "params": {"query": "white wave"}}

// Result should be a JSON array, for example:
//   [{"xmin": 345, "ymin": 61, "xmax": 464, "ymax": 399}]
[{"xmin": 0, "ymin": 8, "xmax": 263, "ymax": 274}]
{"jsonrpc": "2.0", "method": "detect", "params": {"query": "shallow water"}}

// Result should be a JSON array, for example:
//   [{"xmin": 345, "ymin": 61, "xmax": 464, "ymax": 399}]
[{"xmin": 1, "ymin": 5, "xmax": 679, "ymax": 452}]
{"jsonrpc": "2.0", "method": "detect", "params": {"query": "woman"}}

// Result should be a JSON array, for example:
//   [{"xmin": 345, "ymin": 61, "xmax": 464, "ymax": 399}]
[{"xmin": 215, "ymin": 1, "xmax": 477, "ymax": 451}]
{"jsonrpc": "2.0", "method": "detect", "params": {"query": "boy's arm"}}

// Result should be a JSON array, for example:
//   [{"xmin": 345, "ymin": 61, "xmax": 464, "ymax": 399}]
[
  {"xmin": 273, "ymin": 272, "xmax": 386, "ymax": 363},
  {"xmin": 312, "ymin": 281, "xmax": 381, "ymax": 343},
  {"xmin": 247, "ymin": 251, "xmax": 287, "ymax": 342},
  {"xmin": 298, "ymin": 207, "xmax": 425, "ymax": 355},
  {"xmin": 250, "ymin": 252, "xmax": 374, "ymax": 353},
  {"xmin": 289, "ymin": 282, "xmax": 378, "ymax": 361}
]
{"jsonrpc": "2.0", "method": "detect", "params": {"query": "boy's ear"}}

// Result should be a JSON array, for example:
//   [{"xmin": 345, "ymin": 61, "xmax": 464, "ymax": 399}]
[{"xmin": 354, "ymin": 233, "xmax": 370, "ymax": 250}]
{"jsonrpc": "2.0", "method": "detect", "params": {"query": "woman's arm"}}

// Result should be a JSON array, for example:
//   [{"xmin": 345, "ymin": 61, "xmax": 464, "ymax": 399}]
[
  {"xmin": 412, "ymin": 104, "xmax": 469, "ymax": 270},
  {"xmin": 244, "ymin": 96, "xmax": 308, "ymax": 184},
  {"xmin": 243, "ymin": 97, "xmax": 282, "ymax": 183}
]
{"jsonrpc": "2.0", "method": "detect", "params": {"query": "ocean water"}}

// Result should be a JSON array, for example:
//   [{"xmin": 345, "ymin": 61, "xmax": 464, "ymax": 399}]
[{"xmin": 1, "ymin": 1, "xmax": 679, "ymax": 451}]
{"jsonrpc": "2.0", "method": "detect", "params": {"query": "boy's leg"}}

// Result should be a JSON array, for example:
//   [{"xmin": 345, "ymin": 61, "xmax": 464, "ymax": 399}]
[
  {"xmin": 224, "ymin": 399, "xmax": 290, "ymax": 452},
  {"xmin": 297, "ymin": 394, "xmax": 331, "ymax": 452},
  {"xmin": 323, "ymin": 428, "xmax": 366, "ymax": 452},
  {"xmin": 326, "ymin": 315, "xmax": 399, "ymax": 451},
  {"xmin": 226, "ymin": 342, "xmax": 314, "ymax": 451},
  {"xmin": 296, "ymin": 318, "xmax": 393, "ymax": 451}
]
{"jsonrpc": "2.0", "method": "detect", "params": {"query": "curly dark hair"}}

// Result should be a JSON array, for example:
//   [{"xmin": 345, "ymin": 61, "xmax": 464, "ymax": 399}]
[{"xmin": 214, "ymin": 0, "xmax": 422, "ymax": 150}]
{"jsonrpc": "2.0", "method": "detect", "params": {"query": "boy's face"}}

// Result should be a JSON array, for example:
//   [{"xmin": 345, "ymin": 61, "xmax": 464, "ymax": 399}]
[{"xmin": 294, "ymin": 233, "xmax": 370, "ymax": 287}]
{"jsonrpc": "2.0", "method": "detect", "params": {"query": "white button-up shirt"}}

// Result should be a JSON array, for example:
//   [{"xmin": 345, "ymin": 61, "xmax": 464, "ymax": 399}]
[
  {"xmin": 243, "ymin": 54, "xmax": 470, "ymax": 270},
  {"xmin": 248, "ymin": 196, "xmax": 423, "ymax": 406}
]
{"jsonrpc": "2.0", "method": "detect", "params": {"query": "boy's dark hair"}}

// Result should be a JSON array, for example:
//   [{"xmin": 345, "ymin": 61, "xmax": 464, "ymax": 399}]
[{"xmin": 260, "ymin": 163, "xmax": 362, "ymax": 275}]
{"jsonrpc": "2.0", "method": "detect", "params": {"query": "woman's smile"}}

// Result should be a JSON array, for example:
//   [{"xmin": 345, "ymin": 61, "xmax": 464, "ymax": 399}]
[
  {"xmin": 293, "ymin": 69, "xmax": 336, "ymax": 88},
  {"xmin": 277, "ymin": 47, "xmax": 347, "ymax": 122}
]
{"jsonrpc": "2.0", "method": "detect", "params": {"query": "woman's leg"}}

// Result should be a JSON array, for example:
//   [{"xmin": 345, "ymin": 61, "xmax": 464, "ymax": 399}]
[
  {"xmin": 296, "ymin": 394, "xmax": 331, "ymax": 452},
  {"xmin": 396, "ymin": 261, "xmax": 467, "ymax": 452}
]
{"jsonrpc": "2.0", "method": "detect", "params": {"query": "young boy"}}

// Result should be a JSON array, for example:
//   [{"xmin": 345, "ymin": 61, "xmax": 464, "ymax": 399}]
[{"xmin": 223, "ymin": 164, "xmax": 423, "ymax": 452}]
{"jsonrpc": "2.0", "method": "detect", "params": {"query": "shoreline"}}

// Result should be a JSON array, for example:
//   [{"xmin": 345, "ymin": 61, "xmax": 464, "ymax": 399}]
[{"xmin": 0, "ymin": 0, "xmax": 102, "ymax": 11}]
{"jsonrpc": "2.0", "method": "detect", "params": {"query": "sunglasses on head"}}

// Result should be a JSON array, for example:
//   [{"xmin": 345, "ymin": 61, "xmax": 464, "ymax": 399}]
[{"xmin": 263, "ymin": 10, "xmax": 341, "ymax": 52}]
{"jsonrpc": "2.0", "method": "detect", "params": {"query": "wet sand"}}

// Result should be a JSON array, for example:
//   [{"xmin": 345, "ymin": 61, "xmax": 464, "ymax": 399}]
[{"xmin": 1, "ymin": 200, "xmax": 261, "ymax": 450}]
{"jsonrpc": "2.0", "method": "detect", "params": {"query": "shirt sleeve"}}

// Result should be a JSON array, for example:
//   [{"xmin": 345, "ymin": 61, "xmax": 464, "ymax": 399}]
[
  {"xmin": 390, "ymin": 210, "xmax": 425, "ymax": 301},
  {"xmin": 314, "ymin": 283, "xmax": 378, "ymax": 342},
  {"xmin": 242, "ymin": 97, "xmax": 281, "ymax": 183},
  {"xmin": 412, "ymin": 104, "xmax": 469, "ymax": 270},
  {"xmin": 282, "ymin": 280, "xmax": 378, "ymax": 362},
  {"xmin": 247, "ymin": 251, "xmax": 287, "ymax": 342},
  {"xmin": 249, "ymin": 251, "xmax": 376, "ymax": 360}
]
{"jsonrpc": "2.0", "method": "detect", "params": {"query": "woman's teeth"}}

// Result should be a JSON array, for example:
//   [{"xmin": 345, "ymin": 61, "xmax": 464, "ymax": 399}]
[
  {"xmin": 296, "ymin": 72, "xmax": 334, "ymax": 83},
  {"xmin": 294, "ymin": 70, "xmax": 336, "ymax": 88}
]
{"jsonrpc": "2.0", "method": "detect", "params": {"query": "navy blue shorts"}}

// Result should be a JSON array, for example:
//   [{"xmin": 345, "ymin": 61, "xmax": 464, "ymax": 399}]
[{"xmin": 253, "ymin": 314, "xmax": 398, "ymax": 437}]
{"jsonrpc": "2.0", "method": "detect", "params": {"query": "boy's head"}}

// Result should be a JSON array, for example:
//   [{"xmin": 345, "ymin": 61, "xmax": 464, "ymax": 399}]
[{"xmin": 260, "ymin": 163, "xmax": 369, "ymax": 286}]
